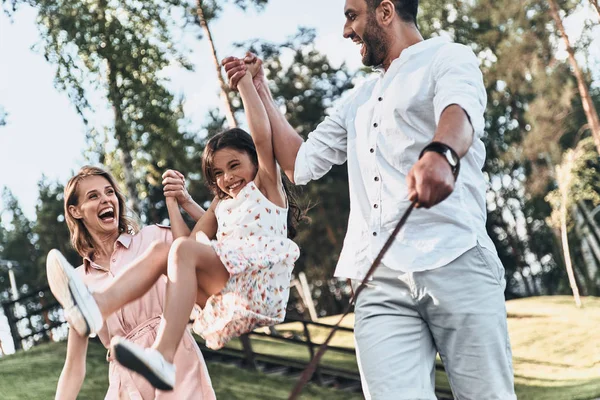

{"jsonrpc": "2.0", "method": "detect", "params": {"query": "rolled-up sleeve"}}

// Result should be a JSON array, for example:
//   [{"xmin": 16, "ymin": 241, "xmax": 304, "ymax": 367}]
[
  {"xmin": 433, "ymin": 43, "xmax": 487, "ymax": 138},
  {"xmin": 294, "ymin": 102, "xmax": 349, "ymax": 185}
]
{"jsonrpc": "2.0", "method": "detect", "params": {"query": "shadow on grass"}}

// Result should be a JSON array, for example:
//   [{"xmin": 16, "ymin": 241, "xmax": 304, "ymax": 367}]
[{"xmin": 514, "ymin": 378, "xmax": 600, "ymax": 400}]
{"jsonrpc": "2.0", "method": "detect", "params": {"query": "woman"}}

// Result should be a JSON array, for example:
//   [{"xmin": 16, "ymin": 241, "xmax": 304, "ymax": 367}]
[{"xmin": 52, "ymin": 165, "xmax": 215, "ymax": 400}]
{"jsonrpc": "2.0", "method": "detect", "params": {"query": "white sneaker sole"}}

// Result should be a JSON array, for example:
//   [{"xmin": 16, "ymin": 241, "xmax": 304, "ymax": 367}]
[
  {"xmin": 111, "ymin": 337, "xmax": 175, "ymax": 391},
  {"xmin": 46, "ymin": 249, "xmax": 103, "ymax": 336}
]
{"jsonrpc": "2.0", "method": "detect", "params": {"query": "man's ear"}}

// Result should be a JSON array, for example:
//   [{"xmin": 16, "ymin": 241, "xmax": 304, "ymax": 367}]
[
  {"xmin": 68, "ymin": 205, "xmax": 83, "ymax": 220},
  {"xmin": 379, "ymin": 0, "xmax": 395, "ymax": 26}
]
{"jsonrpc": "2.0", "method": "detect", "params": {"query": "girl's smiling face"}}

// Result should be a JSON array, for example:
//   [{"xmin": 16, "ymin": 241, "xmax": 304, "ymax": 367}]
[{"xmin": 212, "ymin": 147, "xmax": 258, "ymax": 198}]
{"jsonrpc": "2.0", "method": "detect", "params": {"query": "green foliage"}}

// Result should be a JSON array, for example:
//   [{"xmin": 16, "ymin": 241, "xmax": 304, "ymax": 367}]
[
  {"xmin": 0, "ymin": 189, "xmax": 37, "ymax": 297},
  {"xmin": 30, "ymin": 0, "xmax": 198, "ymax": 216},
  {"xmin": 546, "ymin": 137, "xmax": 600, "ymax": 230},
  {"xmin": 32, "ymin": 178, "xmax": 80, "ymax": 286}
]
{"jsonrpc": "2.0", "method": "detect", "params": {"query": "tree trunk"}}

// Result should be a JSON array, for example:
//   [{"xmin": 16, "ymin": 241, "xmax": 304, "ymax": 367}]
[
  {"xmin": 107, "ymin": 60, "xmax": 141, "ymax": 215},
  {"xmin": 97, "ymin": 0, "xmax": 140, "ymax": 215},
  {"xmin": 196, "ymin": 1, "xmax": 238, "ymax": 128},
  {"xmin": 558, "ymin": 164, "xmax": 583, "ymax": 307},
  {"xmin": 589, "ymin": 0, "xmax": 600, "ymax": 17},
  {"xmin": 548, "ymin": 0, "xmax": 600, "ymax": 154}
]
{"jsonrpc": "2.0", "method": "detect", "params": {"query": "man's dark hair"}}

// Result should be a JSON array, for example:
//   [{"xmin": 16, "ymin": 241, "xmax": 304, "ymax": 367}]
[{"xmin": 366, "ymin": 0, "xmax": 418, "ymax": 24}]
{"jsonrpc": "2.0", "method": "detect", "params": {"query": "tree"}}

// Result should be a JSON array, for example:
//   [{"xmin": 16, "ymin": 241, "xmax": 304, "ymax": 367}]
[
  {"xmin": 190, "ymin": 0, "xmax": 270, "ymax": 128},
  {"xmin": 589, "ymin": 0, "xmax": 600, "ymax": 18},
  {"xmin": 546, "ymin": 137, "xmax": 600, "ymax": 306},
  {"xmin": 547, "ymin": 0, "xmax": 600, "ymax": 154},
  {"xmin": 33, "ymin": 0, "xmax": 193, "ymax": 215},
  {"xmin": 32, "ymin": 178, "xmax": 80, "ymax": 285},
  {"xmin": 0, "ymin": 189, "xmax": 37, "ymax": 296}
]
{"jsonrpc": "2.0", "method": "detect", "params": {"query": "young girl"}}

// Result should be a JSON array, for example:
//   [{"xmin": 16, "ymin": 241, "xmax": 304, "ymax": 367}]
[{"xmin": 47, "ymin": 60, "xmax": 301, "ymax": 391}]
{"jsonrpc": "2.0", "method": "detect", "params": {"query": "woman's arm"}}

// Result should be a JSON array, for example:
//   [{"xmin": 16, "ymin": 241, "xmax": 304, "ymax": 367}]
[
  {"xmin": 55, "ymin": 328, "xmax": 89, "ymax": 400},
  {"xmin": 166, "ymin": 198, "xmax": 191, "ymax": 239}
]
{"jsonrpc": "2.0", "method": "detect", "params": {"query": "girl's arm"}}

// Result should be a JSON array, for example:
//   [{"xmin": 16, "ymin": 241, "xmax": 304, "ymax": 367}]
[
  {"xmin": 163, "ymin": 169, "xmax": 207, "ymax": 238},
  {"xmin": 190, "ymin": 197, "xmax": 219, "ymax": 240},
  {"xmin": 162, "ymin": 170, "xmax": 205, "ymax": 222},
  {"xmin": 55, "ymin": 328, "xmax": 89, "ymax": 400},
  {"xmin": 237, "ymin": 71, "xmax": 285, "ymax": 205}
]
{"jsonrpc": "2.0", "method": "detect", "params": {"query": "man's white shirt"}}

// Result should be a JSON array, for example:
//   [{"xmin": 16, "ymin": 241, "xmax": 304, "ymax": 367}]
[{"xmin": 293, "ymin": 36, "xmax": 496, "ymax": 280}]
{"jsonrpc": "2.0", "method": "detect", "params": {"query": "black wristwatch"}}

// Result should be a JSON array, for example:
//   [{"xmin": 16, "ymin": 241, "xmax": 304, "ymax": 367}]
[{"xmin": 419, "ymin": 141, "xmax": 460, "ymax": 180}]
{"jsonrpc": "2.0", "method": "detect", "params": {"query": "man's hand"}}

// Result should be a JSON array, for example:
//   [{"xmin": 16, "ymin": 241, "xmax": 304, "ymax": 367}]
[
  {"xmin": 162, "ymin": 169, "xmax": 192, "ymax": 206},
  {"xmin": 222, "ymin": 52, "xmax": 265, "ymax": 91},
  {"xmin": 406, "ymin": 152, "xmax": 455, "ymax": 208}
]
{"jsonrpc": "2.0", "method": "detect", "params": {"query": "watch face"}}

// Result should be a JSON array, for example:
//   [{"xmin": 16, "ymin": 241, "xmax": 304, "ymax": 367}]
[{"xmin": 444, "ymin": 149, "xmax": 458, "ymax": 167}]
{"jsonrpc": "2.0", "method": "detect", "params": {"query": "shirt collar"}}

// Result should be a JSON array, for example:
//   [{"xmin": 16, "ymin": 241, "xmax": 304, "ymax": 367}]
[
  {"xmin": 83, "ymin": 233, "xmax": 132, "ymax": 273},
  {"xmin": 372, "ymin": 36, "xmax": 451, "ymax": 74}
]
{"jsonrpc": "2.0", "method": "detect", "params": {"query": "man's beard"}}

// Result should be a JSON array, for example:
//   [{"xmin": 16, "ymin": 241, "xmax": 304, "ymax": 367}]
[{"xmin": 361, "ymin": 15, "xmax": 388, "ymax": 67}]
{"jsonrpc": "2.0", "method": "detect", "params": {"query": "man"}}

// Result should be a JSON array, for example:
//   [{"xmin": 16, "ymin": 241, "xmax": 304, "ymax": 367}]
[{"xmin": 224, "ymin": 1, "xmax": 516, "ymax": 399}]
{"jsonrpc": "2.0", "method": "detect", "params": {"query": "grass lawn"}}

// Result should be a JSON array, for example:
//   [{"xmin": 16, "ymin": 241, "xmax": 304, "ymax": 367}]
[
  {"xmin": 0, "ymin": 296, "xmax": 598, "ymax": 399},
  {"xmin": 0, "ymin": 340, "xmax": 362, "ymax": 400},
  {"xmin": 227, "ymin": 296, "xmax": 600, "ymax": 400}
]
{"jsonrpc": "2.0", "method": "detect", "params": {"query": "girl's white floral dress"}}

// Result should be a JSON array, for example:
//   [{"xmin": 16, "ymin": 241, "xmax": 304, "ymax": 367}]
[{"xmin": 192, "ymin": 181, "xmax": 300, "ymax": 349}]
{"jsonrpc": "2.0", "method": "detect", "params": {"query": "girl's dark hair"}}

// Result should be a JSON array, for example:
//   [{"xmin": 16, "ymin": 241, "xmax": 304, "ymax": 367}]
[{"xmin": 201, "ymin": 128, "xmax": 305, "ymax": 239}]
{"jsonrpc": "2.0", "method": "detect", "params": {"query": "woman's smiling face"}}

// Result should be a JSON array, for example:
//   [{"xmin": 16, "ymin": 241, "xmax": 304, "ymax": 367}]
[{"xmin": 69, "ymin": 175, "xmax": 120, "ymax": 236}]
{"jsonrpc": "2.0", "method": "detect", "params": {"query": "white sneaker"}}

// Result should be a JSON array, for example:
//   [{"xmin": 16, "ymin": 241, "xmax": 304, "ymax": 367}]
[
  {"xmin": 111, "ymin": 336, "xmax": 176, "ymax": 391},
  {"xmin": 46, "ymin": 249, "xmax": 103, "ymax": 336}
]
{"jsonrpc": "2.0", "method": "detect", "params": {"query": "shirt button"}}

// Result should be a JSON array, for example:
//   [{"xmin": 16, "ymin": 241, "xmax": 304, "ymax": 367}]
[
  {"xmin": 374, "ymin": 176, "xmax": 379, "ymax": 181},
  {"xmin": 373, "ymin": 204, "xmax": 378, "ymax": 209},
  {"xmin": 373, "ymin": 123, "xmax": 378, "ymax": 128},
  {"xmin": 378, "ymin": 97, "xmax": 383, "ymax": 101},
  {"xmin": 112, "ymin": 259, "xmax": 116, "ymax": 262},
  {"xmin": 370, "ymin": 148, "xmax": 374, "ymax": 153},
  {"xmin": 372, "ymin": 232, "xmax": 377, "ymax": 236}
]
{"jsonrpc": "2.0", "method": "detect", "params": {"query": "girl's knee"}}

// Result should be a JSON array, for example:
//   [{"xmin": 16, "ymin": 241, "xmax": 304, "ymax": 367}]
[{"xmin": 169, "ymin": 237, "xmax": 194, "ymax": 259}]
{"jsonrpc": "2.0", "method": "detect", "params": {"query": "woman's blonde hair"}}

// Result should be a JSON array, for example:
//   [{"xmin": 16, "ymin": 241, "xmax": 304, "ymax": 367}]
[{"xmin": 64, "ymin": 166, "xmax": 139, "ymax": 259}]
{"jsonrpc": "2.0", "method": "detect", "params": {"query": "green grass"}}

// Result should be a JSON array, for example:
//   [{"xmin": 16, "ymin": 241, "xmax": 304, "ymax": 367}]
[
  {"xmin": 0, "ymin": 340, "xmax": 361, "ymax": 400},
  {"xmin": 228, "ymin": 296, "xmax": 600, "ymax": 400},
  {"xmin": 507, "ymin": 296, "xmax": 600, "ymax": 400},
  {"xmin": 0, "ymin": 296, "xmax": 598, "ymax": 399}
]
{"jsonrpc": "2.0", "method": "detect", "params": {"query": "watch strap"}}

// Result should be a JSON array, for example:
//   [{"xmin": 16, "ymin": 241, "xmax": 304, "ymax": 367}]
[{"xmin": 419, "ymin": 141, "xmax": 460, "ymax": 180}]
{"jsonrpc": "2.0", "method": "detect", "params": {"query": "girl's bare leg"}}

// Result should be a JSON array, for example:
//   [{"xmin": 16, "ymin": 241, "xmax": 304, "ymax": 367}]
[
  {"xmin": 153, "ymin": 237, "xmax": 229, "ymax": 362},
  {"xmin": 93, "ymin": 241, "xmax": 170, "ymax": 319}
]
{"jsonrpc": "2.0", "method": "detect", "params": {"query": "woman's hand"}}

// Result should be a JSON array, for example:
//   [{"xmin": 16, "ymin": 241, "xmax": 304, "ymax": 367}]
[{"xmin": 162, "ymin": 169, "xmax": 192, "ymax": 206}]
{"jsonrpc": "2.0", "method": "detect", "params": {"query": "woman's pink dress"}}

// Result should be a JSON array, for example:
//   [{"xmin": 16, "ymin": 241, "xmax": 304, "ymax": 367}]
[{"xmin": 76, "ymin": 225, "xmax": 215, "ymax": 400}]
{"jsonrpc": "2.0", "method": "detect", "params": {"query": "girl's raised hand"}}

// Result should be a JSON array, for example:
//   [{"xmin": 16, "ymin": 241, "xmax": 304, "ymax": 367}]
[{"xmin": 162, "ymin": 169, "xmax": 192, "ymax": 205}]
